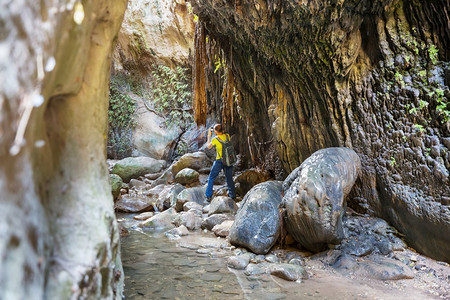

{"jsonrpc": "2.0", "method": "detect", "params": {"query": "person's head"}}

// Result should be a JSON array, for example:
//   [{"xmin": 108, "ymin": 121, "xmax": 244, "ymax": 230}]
[{"xmin": 214, "ymin": 124, "xmax": 222, "ymax": 134}]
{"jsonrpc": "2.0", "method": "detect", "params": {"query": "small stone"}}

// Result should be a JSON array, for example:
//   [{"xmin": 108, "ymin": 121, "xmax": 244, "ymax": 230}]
[
  {"xmin": 270, "ymin": 263, "xmax": 308, "ymax": 281},
  {"xmin": 265, "ymin": 254, "xmax": 280, "ymax": 263},
  {"xmin": 212, "ymin": 220, "xmax": 234, "ymax": 237},
  {"xmin": 227, "ymin": 254, "xmax": 251, "ymax": 270},
  {"xmin": 196, "ymin": 248, "xmax": 211, "ymax": 255},
  {"xmin": 133, "ymin": 211, "xmax": 154, "ymax": 221}
]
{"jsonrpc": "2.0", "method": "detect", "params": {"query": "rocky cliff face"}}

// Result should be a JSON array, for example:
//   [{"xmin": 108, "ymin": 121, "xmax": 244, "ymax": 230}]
[
  {"xmin": 190, "ymin": 0, "xmax": 450, "ymax": 262},
  {"xmin": 113, "ymin": 0, "xmax": 195, "ymax": 72},
  {"xmin": 109, "ymin": 0, "xmax": 195, "ymax": 160},
  {"xmin": 0, "ymin": 0, "xmax": 126, "ymax": 298}
]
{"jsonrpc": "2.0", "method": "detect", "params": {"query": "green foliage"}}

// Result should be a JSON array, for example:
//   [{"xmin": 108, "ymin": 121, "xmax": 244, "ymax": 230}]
[
  {"xmin": 108, "ymin": 76, "xmax": 137, "ymax": 158},
  {"xmin": 418, "ymin": 70, "xmax": 427, "ymax": 81},
  {"xmin": 434, "ymin": 89, "xmax": 449, "ymax": 123},
  {"xmin": 394, "ymin": 72, "xmax": 404, "ymax": 87},
  {"xmin": 151, "ymin": 65, "xmax": 193, "ymax": 129},
  {"xmin": 408, "ymin": 106, "xmax": 418, "ymax": 115},
  {"xmin": 418, "ymin": 100, "xmax": 429, "ymax": 109},
  {"xmin": 428, "ymin": 44, "xmax": 439, "ymax": 65},
  {"xmin": 394, "ymin": 72, "xmax": 403, "ymax": 82},
  {"xmin": 414, "ymin": 124, "xmax": 425, "ymax": 132},
  {"xmin": 390, "ymin": 156, "xmax": 396, "ymax": 167}
]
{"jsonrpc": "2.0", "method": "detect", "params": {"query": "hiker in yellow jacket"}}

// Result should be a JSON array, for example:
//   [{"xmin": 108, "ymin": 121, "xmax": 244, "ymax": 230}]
[{"xmin": 205, "ymin": 124, "xmax": 236, "ymax": 201}]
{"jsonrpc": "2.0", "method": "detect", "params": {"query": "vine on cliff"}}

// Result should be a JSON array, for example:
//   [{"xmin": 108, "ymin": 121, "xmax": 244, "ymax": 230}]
[
  {"xmin": 108, "ymin": 76, "xmax": 137, "ymax": 159},
  {"xmin": 151, "ymin": 65, "xmax": 193, "ymax": 130}
]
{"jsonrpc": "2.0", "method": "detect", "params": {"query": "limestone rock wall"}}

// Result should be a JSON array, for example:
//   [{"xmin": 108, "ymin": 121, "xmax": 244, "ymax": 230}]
[
  {"xmin": 190, "ymin": 0, "xmax": 450, "ymax": 262},
  {"xmin": 0, "ymin": 0, "xmax": 126, "ymax": 298},
  {"xmin": 112, "ymin": 0, "xmax": 195, "ymax": 72}
]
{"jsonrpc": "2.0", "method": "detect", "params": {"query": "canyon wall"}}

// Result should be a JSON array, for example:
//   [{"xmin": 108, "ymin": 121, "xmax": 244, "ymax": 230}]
[{"xmin": 190, "ymin": 0, "xmax": 450, "ymax": 262}]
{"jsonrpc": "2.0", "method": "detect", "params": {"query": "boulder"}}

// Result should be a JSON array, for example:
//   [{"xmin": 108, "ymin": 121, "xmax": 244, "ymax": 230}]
[
  {"xmin": 171, "ymin": 151, "xmax": 209, "ymax": 175},
  {"xmin": 114, "ymin": 195, "xmax": 155, "ymax": 213},
  {"xmin": 129, "ymin": 178, "xmax": 145, "ymax": 189},
  {"xmin": 332, "ymin": 254, "xmax": 414, "ymax": 280},
  {"xmin": 132, "ymin": 97, "xmax": 182, "ymax": 159},
  {"xmin": 201, "ymin": 214, "xmax": 232, "ymax": 231},
  {"xmin": 228, "ymin": 181, "xmax": 283, "ymax": 254},
  {"xmin": 144, "ymin": 184, "xmax": 166, "ymax": 198},
  {"xmin": 227, "ymin": 254, "xmax": 251, "ymax": 270},
  {"xmin": 110, "ymin": 174, "xmax": 124, "ymax": 200},
  {"xmin": 154, "ymin": 184, "xmax": 185, "ymax": 211},
  {"xmin": 139, "ymin": 208, "xmax": 177, "ymax": 230},
  {"xmin": 174, "ymin": 168, "xmax": 200, "ymax": 185},
  {"xmin": 208, "ymin": 196, "xmax": 237, "ymax": 216},
  {"xmin": 175, "ymin": 186, "xmax": 206, "ymax": 212},
  {"xmin": 270, "ymin": 263, "xmax": 308, "ymax": 281},
  {"xmin": 283, "ymin": 147, "xmax": 361, "ymax": 252},
  {"xmin": 212, "ymin": 220, "xmax": 234, "ymax": 237},
  {"xmin": 183, "ymin": 202, "xmax": 203, "ymax": 214},
  {"xmin": 112, "ymin": 156, "xmax": 166, "ymax": 182},
  {"xmin": 172, "ymin": 211, "xmax": 202, "ymax": 231},
  {"xmin": 165, "ymin": 225, "xmax": 190, "ymax": 237},
  {"xmin": 235, "ymin": 168, "xmax": 271, "ymax": 197},
  {"xmin": 133, "ymin": 211, "xmax": 155, "ymax": 221},
  {"xmin": 150, "ymin": 167, "xmax": 174, "ymax": 188}
]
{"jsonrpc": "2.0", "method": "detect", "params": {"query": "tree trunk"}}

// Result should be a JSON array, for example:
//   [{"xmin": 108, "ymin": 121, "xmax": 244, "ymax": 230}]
[{"xmin": 0, "ymin": 1, "xmax": 127, "ymax": 298}]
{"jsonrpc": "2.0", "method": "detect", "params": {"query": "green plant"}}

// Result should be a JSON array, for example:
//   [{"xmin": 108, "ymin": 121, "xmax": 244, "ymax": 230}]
[
  {"xmin": 108, "ymin": 76, "xmax": 137, "ymax": 158},
  {"xmin": 418, "ymin": 70, "xmax": 427, "ymax": 80},
  {"xmin": 429, "ymin": 88, "xmax": 449, "ymax": 123},
  {"xmin": 425, "ymin": 148, "xmax": 431, "ymax": 157},
  {"xmin": 151, "ymin": 65, "xmax": 193, "ymax": 129},
  {"xmin": 390, "ymin": 157, "xmax": 396, "ymax": 167},
  {"xmin": 418, "ymin": 100, "xmax": 429, "ymax": 109},
  {"xmin": 414, "ymin": 124, "xmax": 425, "ymax": 132},
  {"xmin": 428, "ymin": 44, "xmax": 439, "ymax": 65},
  {"xmin": 409, "ymin": 106, "xmax": 418, "ymax": 115},
  {"xmin": 394, "ymin": 72, "xmax": 404, "ymax": 87}
]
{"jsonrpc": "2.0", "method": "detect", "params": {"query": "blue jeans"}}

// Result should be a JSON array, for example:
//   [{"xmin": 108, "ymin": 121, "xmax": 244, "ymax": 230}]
[{"xmin": 205, "ymin": 159, "xmax": 236, "ymax": 199}]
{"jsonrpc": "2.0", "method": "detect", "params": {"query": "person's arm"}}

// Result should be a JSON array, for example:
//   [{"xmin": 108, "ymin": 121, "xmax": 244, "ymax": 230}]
[{"xmin": 207, "ymin": 129, "xmax": 214, "ymax": 149}]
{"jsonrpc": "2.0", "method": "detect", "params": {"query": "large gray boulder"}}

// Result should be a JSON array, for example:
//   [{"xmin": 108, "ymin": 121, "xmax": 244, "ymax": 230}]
[
  {"xmin": 175, "ymin": 186, "xmax": 206, "ymax": 212},
  {"xmin": 171, "ymin": 151, "xmax": 209, "ymax": 176},
  {"xmin": 112, "ymin": 156, "xmax": 166, "ymax": 182},
  {"xmin": 282, "ymin": 147, "xmax": 361, "ymax": 252},
  {"xmin": 208, "ymin": 196, "xmax": 237, "ymax": 216},
  {"xmin": 228, "ymin": 181, "xmax": 283, "ymax": 254},
  {"xmin": 174, "ymin": 168, "xmax": 200, "ymax": 185},
  {"xmin": 155, "ymin": 184, "xmax": 185, "ymax": 211},
  {"xmin": 139, "ymin": 207, "xmax": 177, "ymax": 230},
  {"xmin": 114, "ymin": 195, "xmax": 155, "ymax": 213}
]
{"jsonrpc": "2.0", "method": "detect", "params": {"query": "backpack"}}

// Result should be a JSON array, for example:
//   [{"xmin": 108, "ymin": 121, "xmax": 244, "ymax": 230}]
[{"xmin": 216, "ymin": 134, "xmax": 237, "ymax": 167}]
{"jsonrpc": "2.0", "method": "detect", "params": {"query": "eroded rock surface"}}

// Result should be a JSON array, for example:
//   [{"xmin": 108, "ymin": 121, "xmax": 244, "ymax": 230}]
[
  {"xmin": 283, "ymin": 147, "xmax": 361, "ymax": 252},
  {"xmin": 190, "ymin": 0, "xmax": 450, "ymax": 262},
  {"xmin": 229, "ymin": 181, "xmax": 283, "ymax": 254}
]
